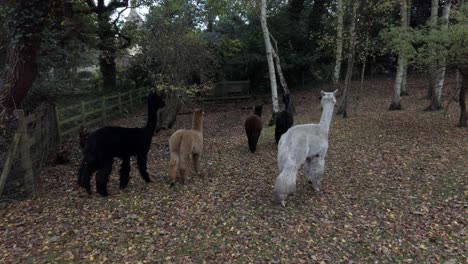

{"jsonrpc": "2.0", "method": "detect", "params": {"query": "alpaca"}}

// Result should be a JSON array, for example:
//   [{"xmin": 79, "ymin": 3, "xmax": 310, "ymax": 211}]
[
  {"xmin": 78, "ymin": 92, "xmax": 165, "ymax": 196},
  {"xmin": 275, "ymin": 94, "xmax": 294, "ymax": 144},
  {"xmin": 168, "ymin": 109, "xmax": 204, "ymax": 186},
  {"xmin": 244, "ymin": 105, "xmax": 263, "ymax": 153},
  {"xmin": 273, "ymin": 90, "xmax": 337, "ymax": 206}
]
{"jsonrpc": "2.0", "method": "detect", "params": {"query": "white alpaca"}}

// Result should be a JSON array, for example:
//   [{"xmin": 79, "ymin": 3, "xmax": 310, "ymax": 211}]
[{"xmin": 273, "ymin": 90, "xmax": 337, "ymax": 206}]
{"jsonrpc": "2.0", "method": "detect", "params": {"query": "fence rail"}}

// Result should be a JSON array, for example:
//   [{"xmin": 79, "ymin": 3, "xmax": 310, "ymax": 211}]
[{"xmin": 55, "ymin": 88, "xmax": 147, "ymax": 141}]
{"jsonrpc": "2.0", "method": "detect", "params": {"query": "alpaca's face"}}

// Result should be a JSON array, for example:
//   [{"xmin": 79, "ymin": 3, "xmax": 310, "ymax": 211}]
[{"xmin": 320, "ymin": 90, "xmax": 337, "ymax": 106}]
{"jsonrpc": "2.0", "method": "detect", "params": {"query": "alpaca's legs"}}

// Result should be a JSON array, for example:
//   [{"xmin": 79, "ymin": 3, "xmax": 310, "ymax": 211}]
[
  {"xmin": 169, "ymin": 152, "xmax": 179, "ymax": 186},
  {"xmin": 137, "ymin": 154, "xmax": 151, "ymax": 183},
  {"xmin": 119, "ymin": 155, "xmax": 131, "ymax": 189},
  {"xmin": 96, "ymin": 159, "xmax": 113, "ymax": 196},
  {"xmin": 248, "ymin": 132, "xmax": 260, "ymax": 153},
  {"xmin": 178, "ymin": 153, "xmax": 190, "ymax": 184},
  {"xmin": 78, "ymin": 160, "xmax": 95, "ymax": 194},
  {"xmin": 306, "ymin": 156, "xmax": 325, "ymax": 192},
  {"xmin": 192, "ymin": 153, "xmax": 201, "ymax": 176}
]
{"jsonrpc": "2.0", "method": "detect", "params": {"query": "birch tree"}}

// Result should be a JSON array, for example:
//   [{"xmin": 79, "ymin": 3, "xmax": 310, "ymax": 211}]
[
  {"xmin": 389, "ymin": 0, "xmax": 409, "ymax": 110},
  {"xmin": 427, "ymin": 0, "xmax": 439, "ymax": 99},
  {"xmin": 337, "ymin": 0, "xmax": 357, "ymax": 118},
  {"xmin": 427, "ymin": 1, "xmax": 453, "ymax": 111},
  {"xmin": 260, "ymin": 0, "xmax": 280, "ymax": 119},
  {"xmin": 332, "ymin": 0, "xmax": 344, "ymax": 84},
  {"xmin": 400, "ymin": 0, "xmax": 411, "ymax": 96}
]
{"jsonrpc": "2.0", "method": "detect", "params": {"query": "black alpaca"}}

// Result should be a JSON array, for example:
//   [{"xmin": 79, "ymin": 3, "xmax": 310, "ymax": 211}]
[
  {"xmin": 244, "ymin": 105, "xmax": 263, "ymax": 153},
  {"xmin": 275, "ymin": 94, "xmax": 294, "ymax": 144},
  {"xmin": 78, "ymin": 92, "xmax": 165, "ymax": 196}
]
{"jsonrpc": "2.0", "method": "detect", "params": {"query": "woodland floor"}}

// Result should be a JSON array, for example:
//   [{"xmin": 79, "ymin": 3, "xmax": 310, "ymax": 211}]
[{"xmin": 0, "ymin": 77, "xmax": 466, "ymax": 263}]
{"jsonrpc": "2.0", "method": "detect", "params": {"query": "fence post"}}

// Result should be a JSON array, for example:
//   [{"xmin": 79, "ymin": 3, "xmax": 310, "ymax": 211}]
[
  {"xmin": 102, "ymin": 97, "xmax": 107, "ymax": 121},
  {"xmin": 118, "ymin": 93, "xmax": 122, "ymax": 113},
  {"xmin": 55, "ymin": 105, "xmax": 62, "ymax": 144},
  {"xmin": 0, "ymin": 132, "xmax": 21, "ymax": 197},
  {"xmin": 14, "ymin": 110, "xmax": 36, "ymax": 196},
  {"xmin": 81, "ymin": 101, "xmax": 86, "ymax": 124}
]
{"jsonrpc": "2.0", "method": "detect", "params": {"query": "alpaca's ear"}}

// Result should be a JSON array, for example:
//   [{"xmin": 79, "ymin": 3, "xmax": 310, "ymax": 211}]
[
  {"xmin": 333, "ymin": 89, "xmax": 338, "ymax": 96},
  {"xmin": 320, "ymin": 90, "xmax": 325, "ymax": 96}
]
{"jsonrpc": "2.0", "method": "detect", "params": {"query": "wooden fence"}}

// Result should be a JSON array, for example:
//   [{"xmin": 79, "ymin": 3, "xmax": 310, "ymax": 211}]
[
  {"xmin": 0, "ymin": 105, "xmax": 57, "ymax": 198},
  {"xmin": 55, "ymin": 88, "xmax": 147, "ymax": 141}
]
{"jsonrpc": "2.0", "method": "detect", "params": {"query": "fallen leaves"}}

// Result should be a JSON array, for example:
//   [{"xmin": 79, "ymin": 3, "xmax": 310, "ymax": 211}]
[{"xmin": 0, "ymin": 78, "xmax": 466, "ymax": 262}]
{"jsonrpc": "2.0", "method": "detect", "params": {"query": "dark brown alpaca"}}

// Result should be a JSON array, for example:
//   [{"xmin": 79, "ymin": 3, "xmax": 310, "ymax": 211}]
[{"xmin": 244, "ymin": 105, "xmax": 263, "ymax": 153}]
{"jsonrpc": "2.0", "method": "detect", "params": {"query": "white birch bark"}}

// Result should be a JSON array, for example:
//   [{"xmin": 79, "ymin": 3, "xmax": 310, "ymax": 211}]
[
  {"xmin": 435, "ymin": 1, "xmax": 452, "ymax": 101},
  {"xmin": 428, "ymin": 0, "xmax": 439, "ymax": 98},
  {"xmin": 390, "ymin": 0, "xmax": 408, "ymax": 110},
  {"xmin": 332, "ymin": 0, "xmax": 344, "ymax": 84},
  {"xmin": 260, "ymin": 0, "xmax": 279, "ymax": 114},
  {"xmin": 401, "ymin": 0, "xmax": 411, "ymax": 96}
]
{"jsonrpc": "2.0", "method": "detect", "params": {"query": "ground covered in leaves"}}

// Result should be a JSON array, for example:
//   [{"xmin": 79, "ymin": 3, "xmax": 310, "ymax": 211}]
[{"xmin": 0, "ymin": 78, "xmax": 466, "ymax": 263}]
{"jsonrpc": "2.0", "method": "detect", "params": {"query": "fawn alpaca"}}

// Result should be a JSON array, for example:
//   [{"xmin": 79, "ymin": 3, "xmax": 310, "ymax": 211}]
[
  {"xmin": 78, "ymin": 92, "xmax": 165, "ymax": 196},
  {"xmin": 244, "ymin": 105, "xmax": 263, "ymax": 153},
  {"xmin": 273, "ymin": 90, "xmax": 337, "ymax": 206},
  {"xmin": 169, "ymin": 109, "xmax": 204, "ymax": 186}
]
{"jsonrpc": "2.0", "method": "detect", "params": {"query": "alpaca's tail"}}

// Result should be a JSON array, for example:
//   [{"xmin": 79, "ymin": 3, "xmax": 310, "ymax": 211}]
[
  {"xmin": 247, "ymin": 132, "xmax": 260, "ymax": 153},
  {"xmin": 273, "ymin": 163, "xmax": 297, "ymax": 206},
  {"xmin": 274, "ymin": 144, "xmax": 297, "ymax": 206}
]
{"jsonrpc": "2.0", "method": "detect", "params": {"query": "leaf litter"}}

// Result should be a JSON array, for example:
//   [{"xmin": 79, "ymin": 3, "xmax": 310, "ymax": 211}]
[{"xmin": 0, "ymin": 78, "xmax": 466, "ymax": 263}]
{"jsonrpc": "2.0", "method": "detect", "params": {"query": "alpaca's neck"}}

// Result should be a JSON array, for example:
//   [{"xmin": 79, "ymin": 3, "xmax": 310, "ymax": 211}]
[
  {"xmin": 145, "ymin": 103, "xmax": 158, "ymax": 133},
  {"xmin": 192, "ymin": 122, "xmax": 203, "ymax": 133},
  {"xmin": 319, "ymin": 102, "xmax": 334, "ymax": 132},
  {"xmin": 192, "ymin": 117, "xmax": 203, "ymax": 133}
]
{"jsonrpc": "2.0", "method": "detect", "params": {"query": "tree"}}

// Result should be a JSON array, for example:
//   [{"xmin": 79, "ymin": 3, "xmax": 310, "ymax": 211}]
[
  {"xmin": 83, "ymin": 0, "xmax": 132, "ymax": 91},
  {"xmin": 426, "ymin": 0, "xmax": 453, "ymax": 111},
  {"xmin": 332, "ymin": 0, "xmax": 344, "ymax": 84},
  {"xmin": 337, "ymin": 0, "xmax": 358, "ymax": 118},
  {"xmin": 389, "ymin": 0, "xmax": 409, "ymax": 110},
  {"xmin": 460, "ymin": 66, "xmax": 467, "ymax": 127},
  {"xmin": 0, "ymin": 0, "xmax": 52, "ymax": 115},
  {"xmin": 427, "ymin": 0, "xmax": 439, "ymax": 99},
  {"xmin": 136, "ymin": 1, "xmax": 215, "ymax": 130},
  {"xmin": 400, "ymin": 0, "xmax": 412, "ymax": 96},
  {"xmin": 260, "ymin": 0, "xmax": 280, "ymax": 121}
]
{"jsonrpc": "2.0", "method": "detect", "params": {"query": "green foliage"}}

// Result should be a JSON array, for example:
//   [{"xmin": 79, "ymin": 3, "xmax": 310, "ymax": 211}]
[
  {"xmin": 410, "ymin": 3, "xmax": 468, "ymax": 70},
  {"xmin": 380, "ymin": 26, "xmax": 417, "ymax": 60},
  {"xmin": 125, "ymin": 1, "xmax": 217, "ymax": 98}
]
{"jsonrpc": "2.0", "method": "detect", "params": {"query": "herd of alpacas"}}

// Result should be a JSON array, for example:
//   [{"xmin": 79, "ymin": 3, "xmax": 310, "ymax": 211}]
[{"xmin": 78, "ymin": 90, "xmax": 337, "ymax": 206}]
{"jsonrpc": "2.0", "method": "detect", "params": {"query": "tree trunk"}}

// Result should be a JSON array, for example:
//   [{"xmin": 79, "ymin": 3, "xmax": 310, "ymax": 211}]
[
  {"xmin": 0, "ymin": 0, "xmax": 52, "ymax": 115},
  {"xmin": 156, "ymin": 90, "xmax": 182, "ymax": 131},
  {"xmin": 354, "ymin": 48, "xmax": 367, "ymax": 114},
  {"xmin": 459, "ymin": 67, "xmax": 467, "ymax": 127},
  {"xmin": 269, "ymin": 33, "xmax": 296, "ymax": 115},
  {"xmin": 332, "ymin": 0, "xmax": 344, "ymax": 84},
  {"xmin": 260, "ymin": 0, "xmax": 280, "ymax": 124},
  {"xmin": 401, "ymin": 0, "xmax": 412, "ymax": 96},
  {"xmin": 427, "ymin": 1, "xmax": 452, "ymax": 111},
  {"xmin": 97, "ymin": 12, "xmax": 117, "ymax": 91},
  {"xmin": 337, "ymin": 0, "xmax": 357, "ymax": 118},
  {"xmin": 85, "ymin": 1, "xmax": 130, "ymax": 91},
  {"xmin": 427, "ymin": 0, "xmax": 439, "ymax": 99},
  {"xmin": 390, "ymin": 0, "xmax": 408, "ymax": 111}
]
